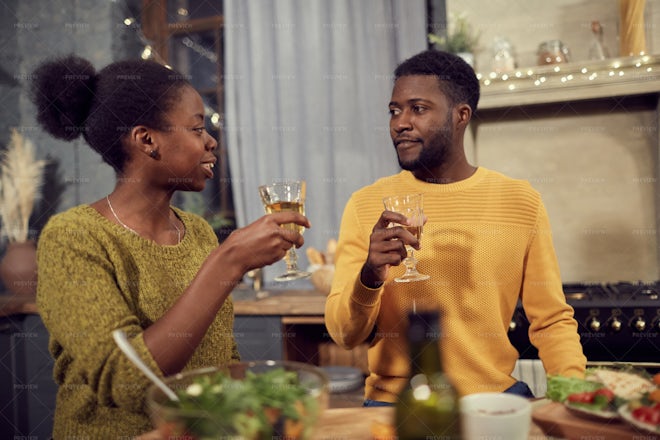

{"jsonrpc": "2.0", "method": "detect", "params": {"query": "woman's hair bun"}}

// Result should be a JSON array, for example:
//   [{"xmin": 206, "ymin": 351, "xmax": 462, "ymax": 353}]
[{"xmin": 31, "ymin": 55, "xmax": 97, "ymax": 141}]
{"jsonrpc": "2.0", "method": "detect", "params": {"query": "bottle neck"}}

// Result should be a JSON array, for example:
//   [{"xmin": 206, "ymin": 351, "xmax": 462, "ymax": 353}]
[
  {"xmin": 407, "ymin": 311, "xmax": 444, "ymax": 377},
  {"xmin": 409, "ymin": 338, "xmax": 443, "ymax": 377}
]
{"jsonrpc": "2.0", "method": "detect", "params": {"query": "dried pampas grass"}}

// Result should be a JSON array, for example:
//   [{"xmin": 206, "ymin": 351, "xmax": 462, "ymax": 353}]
[{"xmin": 0, "ymin": 129, "xmax": 47, "ymax": 242}]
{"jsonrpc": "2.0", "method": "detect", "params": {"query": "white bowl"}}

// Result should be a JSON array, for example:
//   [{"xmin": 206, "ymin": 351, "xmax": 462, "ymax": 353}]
[{"xmin": 459, "ymin": 392, "xmax": 532, "ymax": 440}]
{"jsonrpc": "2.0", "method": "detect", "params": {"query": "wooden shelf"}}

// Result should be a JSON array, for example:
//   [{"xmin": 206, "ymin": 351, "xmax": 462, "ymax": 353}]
[{"xmin": 478, "ymin": 54, "xmax": 660, "ymax": 110}]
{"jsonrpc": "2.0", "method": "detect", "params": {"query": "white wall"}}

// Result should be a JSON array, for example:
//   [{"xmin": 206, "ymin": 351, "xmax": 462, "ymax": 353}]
[{"xmin": 476, "ymin": 100, "xmax": 658, "ymax": 283}]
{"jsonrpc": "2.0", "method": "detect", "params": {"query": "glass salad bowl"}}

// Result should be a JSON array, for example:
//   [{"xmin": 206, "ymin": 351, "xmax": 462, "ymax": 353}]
[{"xmin": 147, "ymin": 360, "xmax": 330, "ymax": 440}]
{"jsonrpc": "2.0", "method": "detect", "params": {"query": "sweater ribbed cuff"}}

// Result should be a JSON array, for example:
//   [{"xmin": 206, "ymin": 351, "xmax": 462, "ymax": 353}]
[{"xmin": 351, "ymin": 277, "xmax": 382, "ymax": 306}]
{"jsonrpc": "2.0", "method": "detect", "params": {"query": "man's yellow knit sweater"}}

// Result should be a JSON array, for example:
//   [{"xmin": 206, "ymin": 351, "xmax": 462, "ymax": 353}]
[
  {"xmin": 37, "ymin": 205, "xmax": 239, "ymax": 439},
  {"xmin": 325, "ymin": 168, "xmax": 586, "ymax": 401}
]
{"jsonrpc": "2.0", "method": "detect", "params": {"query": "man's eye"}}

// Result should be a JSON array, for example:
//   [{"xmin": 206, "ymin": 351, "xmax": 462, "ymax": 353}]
[
  {"xmin": 192, "ymin": 127, "xmax": 205, "ymax": 134},
  {"xmin": 413, "ymin": 105, "xmax": 425, "ymax": 113},
  {"xmin": 389, "ymin": 108, "xmax": 400, "ymax": 116}
]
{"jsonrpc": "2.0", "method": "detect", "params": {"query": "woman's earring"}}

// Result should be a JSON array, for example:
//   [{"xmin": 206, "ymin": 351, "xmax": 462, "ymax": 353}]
[{"xmin": 149, "ymin": 149, "xmax": 158, "ymax": 159}]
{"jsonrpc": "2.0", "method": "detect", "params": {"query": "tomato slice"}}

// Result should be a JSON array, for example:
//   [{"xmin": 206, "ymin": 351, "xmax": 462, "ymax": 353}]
[
  {"xmin": 632, "ymin": 406, "xmax": 660, "ymax": 426},
  {"xmin": 567, "ymin": 391, "xmax": 595, "ymax": 404},
  {"xmin": 593, "ymin": 388, "xmax": 614, "ymax": 402}
]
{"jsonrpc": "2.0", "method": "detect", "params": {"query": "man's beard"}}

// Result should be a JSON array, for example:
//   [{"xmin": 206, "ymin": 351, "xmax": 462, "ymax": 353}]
[{"xmin": 397, "ymin": 115, "xmax": 453, "ymax": 172}]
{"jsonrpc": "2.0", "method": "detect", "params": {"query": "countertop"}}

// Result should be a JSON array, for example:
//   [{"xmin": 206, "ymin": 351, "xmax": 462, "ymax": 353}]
[
  {"xmin": 231, "ymin": 288, "xmax": 327, "ymax": 316},
  {"xmin": 0, "ymin": 292, "xmax": 38, "ymax": 317},
  {"xmin": 0, "ymin": 288, "xmax": 327, "ymax": 318}
]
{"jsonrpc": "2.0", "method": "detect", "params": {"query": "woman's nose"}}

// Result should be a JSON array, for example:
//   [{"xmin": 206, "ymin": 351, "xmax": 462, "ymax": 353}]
[{"xmin": 206, "ymin": 132, "xmax": 218, "ymax": 151}]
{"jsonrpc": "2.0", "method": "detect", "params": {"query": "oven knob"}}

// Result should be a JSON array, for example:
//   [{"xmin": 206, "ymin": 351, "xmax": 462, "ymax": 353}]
[
  {"xmin": 588, "ymin": 317, "xmax": 601, "ymax": 332},
  {"xmin": 632, "ymin": 317, "xmax": 646, "ymax": 332},
  {"xmin": 610, "ymin": 318, "xmax": 622, "ymax": 332}
]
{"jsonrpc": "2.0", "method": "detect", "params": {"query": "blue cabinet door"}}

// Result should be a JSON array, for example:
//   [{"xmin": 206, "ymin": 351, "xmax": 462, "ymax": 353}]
[
  {"xmin": 0, "ymin": 314, "xmax": 56, "ymax": 439},
  {"xmin": 22, "ymin": 314, "xmax": 57, "ymax": 438},
  {"xmin": 233, "ymin": 316, "xmax": 283, "ymax": 361}
]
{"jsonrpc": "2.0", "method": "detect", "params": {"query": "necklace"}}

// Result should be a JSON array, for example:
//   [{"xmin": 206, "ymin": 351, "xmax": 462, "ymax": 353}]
[{"xmin": 106, "ymin": 195, "xmax": 182, "ymax": 244}]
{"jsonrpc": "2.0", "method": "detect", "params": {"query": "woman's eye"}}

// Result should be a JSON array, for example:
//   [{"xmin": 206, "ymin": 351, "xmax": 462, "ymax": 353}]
[{"xmin": 192, "ymin": 127, "xmax": 205, "ymax": 134}]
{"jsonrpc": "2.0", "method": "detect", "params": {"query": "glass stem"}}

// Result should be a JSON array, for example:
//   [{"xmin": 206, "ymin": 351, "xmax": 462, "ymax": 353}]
[
  {"xmin": 285, "ymin": 248, "xmax": 299, "ymax": 272},
  {"xmin": 404, "ymin": 248, "xmax": 418, "ymax": 273}
]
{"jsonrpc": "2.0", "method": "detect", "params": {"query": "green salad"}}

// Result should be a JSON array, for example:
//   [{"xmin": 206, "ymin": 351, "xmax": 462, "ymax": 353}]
[
  {"xmin": 546, "ymin": 374, "xmax": 605, "ymax": 403},
  {"xmin": 158, "ymin": 368, "xmax": 320, "ymax": 440},
  {"xmin": 546, "ymin": 367, "xmax": 654, "ymax": 414}
]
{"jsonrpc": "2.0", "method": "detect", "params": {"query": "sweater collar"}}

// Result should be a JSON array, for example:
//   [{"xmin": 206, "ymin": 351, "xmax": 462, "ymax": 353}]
[{"xmin": 398, "ymin": 167, "xmax": 488, "ymax": 193}]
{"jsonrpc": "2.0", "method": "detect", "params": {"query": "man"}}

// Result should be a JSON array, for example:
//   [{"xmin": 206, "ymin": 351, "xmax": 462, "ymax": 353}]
[{"xmin": 324, "ymin": 50, "xmax": 586, "ymax": 404}]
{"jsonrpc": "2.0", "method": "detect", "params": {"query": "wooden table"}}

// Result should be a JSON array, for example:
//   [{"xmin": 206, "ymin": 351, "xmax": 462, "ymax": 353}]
[
  {"xmin": 139, "ymin": 405, "xmax": 553, "ymax": 440},
  {"xmin": 315, "ymin": 407, "xmax": 552, "ymax": 440}
]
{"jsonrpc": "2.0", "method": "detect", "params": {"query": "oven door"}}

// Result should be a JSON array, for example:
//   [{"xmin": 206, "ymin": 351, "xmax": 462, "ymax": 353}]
[{"xmin": 508, "ymin": 302, "xmax": 660, "ymax": 374}]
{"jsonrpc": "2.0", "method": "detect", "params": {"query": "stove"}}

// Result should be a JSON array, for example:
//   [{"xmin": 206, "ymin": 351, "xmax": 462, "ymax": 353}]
[{"xmin": 508, "ymin": 282, "xmax": 660, "ymax": 365}]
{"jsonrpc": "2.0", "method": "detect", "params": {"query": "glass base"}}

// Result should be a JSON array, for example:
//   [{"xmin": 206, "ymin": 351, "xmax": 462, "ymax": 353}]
[
  {"xmin": 274, "ymin": 270, "xmax": 311, "ymax": 282},
  {"xmin": 395, "ymin": 272, "xmax": 430, "ymax": 283}
]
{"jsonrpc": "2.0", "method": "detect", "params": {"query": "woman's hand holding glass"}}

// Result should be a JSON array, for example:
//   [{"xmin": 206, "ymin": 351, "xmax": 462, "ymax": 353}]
[
  {"xmin": 221, "ymin": 211, "xmax": 309, "ymax": 275},
  {"xmin": 259, "ymin": 180, "xmax": 311, "ymax": 281}
]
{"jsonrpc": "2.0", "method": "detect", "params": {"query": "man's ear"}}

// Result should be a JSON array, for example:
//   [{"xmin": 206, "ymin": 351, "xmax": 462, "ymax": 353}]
[
  {"xmin": 130, "ymin": 126, "xmax": 158, "ymax": 158},
  {"xmin": 455, "ymin": 103, "xmax": 472, "ymax": 129}
]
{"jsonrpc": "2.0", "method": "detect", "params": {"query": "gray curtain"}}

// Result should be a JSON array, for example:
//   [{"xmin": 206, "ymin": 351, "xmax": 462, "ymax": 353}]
[{"xmin": 225, "ymin": 0, "xmax": 427, "ymax": 282}]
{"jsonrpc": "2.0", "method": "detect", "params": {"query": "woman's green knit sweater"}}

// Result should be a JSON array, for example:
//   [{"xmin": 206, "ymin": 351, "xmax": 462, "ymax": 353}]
[{"xmin": 36, "ymin": 205, "xmax": 239, "ymax": 439}]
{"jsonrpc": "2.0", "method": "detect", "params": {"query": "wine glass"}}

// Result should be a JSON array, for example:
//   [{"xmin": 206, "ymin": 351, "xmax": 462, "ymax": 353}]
[
  {"xmin": 259, "ymin": 180, "xmax": 311, "ymax": 281},
  {"xmin": 383, "ymin": 193, "xmax": 430, "ymax": 283}
]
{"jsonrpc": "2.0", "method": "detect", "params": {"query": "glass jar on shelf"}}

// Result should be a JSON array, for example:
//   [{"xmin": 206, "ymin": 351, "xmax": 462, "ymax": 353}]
[
  {"xmin": 537, "ymin": 40, "xmax": 570, "ymax": 65},
  {"xmin": 490, "ymin": 37, "xmax": 516, "ymax": 73}
]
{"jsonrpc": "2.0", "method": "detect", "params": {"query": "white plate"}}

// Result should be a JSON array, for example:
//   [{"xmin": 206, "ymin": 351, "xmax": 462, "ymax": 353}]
[
  {"xmin": 618, "ymin": 404, "xmax": 660, "ymax": 434},
  {"xmin": 563, "ymin": 402, "xmax": 619, "ymax": 421},
  {"xmin": 321, "ymin": 366, "xmax": 363, "ymax": 394}
]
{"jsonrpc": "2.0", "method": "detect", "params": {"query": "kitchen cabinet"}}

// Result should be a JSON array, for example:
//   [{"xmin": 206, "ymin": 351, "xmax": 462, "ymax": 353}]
[
  {"xmin": 233, "ymin": 315, "xmax": 324, "ymax": 363},
  {"xmin": 232, "ymin": 289, "xmax": 364, "ymax": 369},
  {"xmin": 231, "ymin": 289, "xmax": 328, "ymax": 363},
  {"xmin": 0, "ymin": 312, "xmax": 56, "ymax": 439}
]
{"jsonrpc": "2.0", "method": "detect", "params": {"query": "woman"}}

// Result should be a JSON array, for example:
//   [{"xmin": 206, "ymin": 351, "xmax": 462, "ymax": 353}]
[{"xmin": 32, "ymin": 55, "xmax": 310, "ymax": 438}]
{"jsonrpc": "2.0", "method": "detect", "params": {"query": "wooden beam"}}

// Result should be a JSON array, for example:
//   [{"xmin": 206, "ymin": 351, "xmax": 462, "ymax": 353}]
[{"xmin": 141, "ymin": 0, "xmax": 169, "ymax": 61}]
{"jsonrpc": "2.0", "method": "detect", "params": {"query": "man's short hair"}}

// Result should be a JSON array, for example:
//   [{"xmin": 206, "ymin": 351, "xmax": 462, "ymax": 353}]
[{"xmin": 394, "ymin": 50, "xmax": 480, "ymax": 112}]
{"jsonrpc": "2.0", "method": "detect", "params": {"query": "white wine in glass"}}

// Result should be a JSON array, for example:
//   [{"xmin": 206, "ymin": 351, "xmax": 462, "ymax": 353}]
[
  {"xmin": 259, "ymin": 180, "xmax": 311, "ymax": 281},
  {"xmin": 383, "ymin": 193, "xmax": 430, "ymax": 283}
]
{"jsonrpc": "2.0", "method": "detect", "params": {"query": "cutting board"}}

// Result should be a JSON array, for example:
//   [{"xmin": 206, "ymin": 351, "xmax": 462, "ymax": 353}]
[{"xmin": 533, "ymin": 402, "xmax": 656, "ymax": 440}]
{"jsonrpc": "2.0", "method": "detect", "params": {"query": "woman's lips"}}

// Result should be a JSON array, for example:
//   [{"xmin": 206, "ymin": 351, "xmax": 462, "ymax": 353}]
[{"xmin": 201, "ymin": 162, "xmax": 215, "ymax": 178}]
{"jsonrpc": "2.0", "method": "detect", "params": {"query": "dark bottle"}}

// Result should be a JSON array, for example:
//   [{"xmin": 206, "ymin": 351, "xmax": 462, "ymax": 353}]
[{"xmin": 395, "ymin": 311, "xmax": 462, "ymax": 439}]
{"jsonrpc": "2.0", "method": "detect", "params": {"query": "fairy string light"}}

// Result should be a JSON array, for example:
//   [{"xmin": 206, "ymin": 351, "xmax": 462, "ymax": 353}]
[{"xmin": 117, "ymin": 1, "xmax": 221, "ymax": 128}]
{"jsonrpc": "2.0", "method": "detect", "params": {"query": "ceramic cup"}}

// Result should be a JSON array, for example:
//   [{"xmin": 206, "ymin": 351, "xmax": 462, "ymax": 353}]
[{"xmin": 459, "ymin": 392, "xmax": 532, "ymax": 440}]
